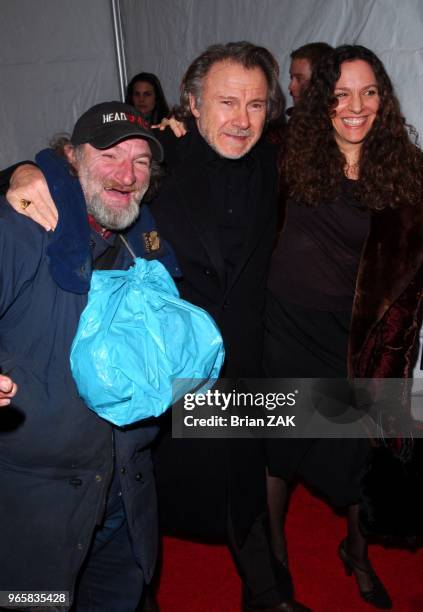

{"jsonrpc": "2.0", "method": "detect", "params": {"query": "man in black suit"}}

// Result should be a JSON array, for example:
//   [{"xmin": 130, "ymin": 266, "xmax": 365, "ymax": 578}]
[{"xmin": 4, "ymin": 42, "xmax": 309, "ymax": 612}]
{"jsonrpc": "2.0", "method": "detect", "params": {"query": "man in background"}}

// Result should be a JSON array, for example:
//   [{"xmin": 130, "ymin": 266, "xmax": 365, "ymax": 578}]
[{"xmin": 288, "ymin": 42, "xmax": 333, "ymax": 110}]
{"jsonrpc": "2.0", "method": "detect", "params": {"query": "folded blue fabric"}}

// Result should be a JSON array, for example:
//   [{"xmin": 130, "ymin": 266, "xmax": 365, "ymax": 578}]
[{"xmin": 70, "ymin": 257, "xmax": 225, "ymax": 426}]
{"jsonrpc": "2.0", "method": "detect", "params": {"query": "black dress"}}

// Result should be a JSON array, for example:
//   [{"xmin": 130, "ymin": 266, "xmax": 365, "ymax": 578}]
[{"xmin": 264, "ymin": 179, "xmax": 371, "ymax": 507}]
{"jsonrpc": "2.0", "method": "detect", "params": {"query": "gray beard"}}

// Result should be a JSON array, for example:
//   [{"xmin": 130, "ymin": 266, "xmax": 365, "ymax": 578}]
[
  {"xmin": 85, "ymin": 187, "xmax": 146, "ymax": 231},
  {"xmin": 197, "ymin": 124, "xmax": 254, "ymax": 160}
]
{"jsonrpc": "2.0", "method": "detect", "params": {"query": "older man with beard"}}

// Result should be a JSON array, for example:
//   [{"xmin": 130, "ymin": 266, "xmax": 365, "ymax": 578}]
[{"xmin": 0, "ymin": 101, "xmax": 180, "ymax": 611}]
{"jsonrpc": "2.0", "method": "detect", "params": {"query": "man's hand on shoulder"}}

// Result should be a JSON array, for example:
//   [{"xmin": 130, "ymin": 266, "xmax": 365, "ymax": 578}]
[
  {"xmin": 7, "ymin": 164, "xmax": 58, "ymax": 231},
  {"xmin": 0, "ymin": 374, "xmax": 17, "ymax": 407}
]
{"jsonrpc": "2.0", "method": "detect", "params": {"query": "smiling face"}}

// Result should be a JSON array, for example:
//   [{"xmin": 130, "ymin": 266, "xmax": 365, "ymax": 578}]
[
  {"xmin": 189, "ymin": 60, "xmax": 268, "ymax": 159},
  {"xmin": 67, "ymin": 139, "xmax": 152, "ymax": 230},
  {"xmin": 331, "ymin": 59, "xmax": 380, "ymax": 158},
  {"xmin": 131, "ymin": 81, "xmax": 156, "ymax": 116},
  {"xmin": 288, "ymin": 58, "xmax": 312, "ymax": 104}
]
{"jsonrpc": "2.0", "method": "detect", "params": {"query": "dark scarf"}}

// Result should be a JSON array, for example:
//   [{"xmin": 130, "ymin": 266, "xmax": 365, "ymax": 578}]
[{"xmin": 35, "ymin": 148, "xmax": 92, "ymax": 294}]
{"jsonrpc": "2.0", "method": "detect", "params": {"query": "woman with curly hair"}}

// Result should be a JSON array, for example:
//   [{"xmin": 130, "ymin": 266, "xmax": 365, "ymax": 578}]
[
  {"xmin": 264, "ymin": 45, "xmax": 423, "ymax": 609},
  {"xmin": 125, "ymin": 72, "xmax": 170, "ymax": 125}
]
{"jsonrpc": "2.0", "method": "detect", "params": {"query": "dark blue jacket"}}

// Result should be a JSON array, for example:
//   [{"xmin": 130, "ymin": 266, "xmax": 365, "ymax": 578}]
[{"xmin": 0, "ymin": 151, "xmax": 179, "ymax": 597}]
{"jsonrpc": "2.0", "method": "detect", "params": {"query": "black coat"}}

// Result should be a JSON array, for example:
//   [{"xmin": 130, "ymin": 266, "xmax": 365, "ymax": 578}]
[
  {"xmin": 151, "ymin": 125, "xmax": 279, "ymax": 543},
  {"xmin": 152, "ymin": 125, "xmax": 279, "ymax": 377}
]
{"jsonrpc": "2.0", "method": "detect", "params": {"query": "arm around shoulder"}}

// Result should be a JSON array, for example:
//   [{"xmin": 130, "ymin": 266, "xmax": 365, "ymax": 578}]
[{"xmin": 1, "ymin": 162, "xmax": 58, "ymax": 231}]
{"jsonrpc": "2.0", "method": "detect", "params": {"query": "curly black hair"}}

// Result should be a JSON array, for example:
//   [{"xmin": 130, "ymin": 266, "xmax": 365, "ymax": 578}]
[{"xmin": 283, "ymin": 45, "xmax": 423, "ymax": 209}]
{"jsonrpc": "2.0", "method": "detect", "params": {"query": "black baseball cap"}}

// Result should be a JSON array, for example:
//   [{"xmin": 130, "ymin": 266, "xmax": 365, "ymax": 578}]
[{"xmin": 70, "ymin": 101, "xmax": 164, "ymax": 162}]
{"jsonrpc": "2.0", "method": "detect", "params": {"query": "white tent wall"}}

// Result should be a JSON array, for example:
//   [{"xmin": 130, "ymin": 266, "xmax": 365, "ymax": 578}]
[
  {"xmin": 0, "ymin": 0, "xmax": 121, "ymax": 168},
  {"xmin": 121, "ymin": 0, "xmax": 423, "ymax": 142},
  {"xmin": 1, "ymin": 1, "xmax": 423, "ymax": 166}
]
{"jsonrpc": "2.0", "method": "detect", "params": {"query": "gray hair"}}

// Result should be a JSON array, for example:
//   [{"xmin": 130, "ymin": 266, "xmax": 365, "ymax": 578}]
[{"xmin": 177, "ymin": 41, "xmax": 285, "ymax": 125}]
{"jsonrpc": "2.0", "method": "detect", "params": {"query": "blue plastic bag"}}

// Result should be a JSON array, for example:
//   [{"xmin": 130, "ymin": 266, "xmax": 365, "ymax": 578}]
[{"xmin": 70, "ymin": 258, "xmax": 225, "ymax": 426}]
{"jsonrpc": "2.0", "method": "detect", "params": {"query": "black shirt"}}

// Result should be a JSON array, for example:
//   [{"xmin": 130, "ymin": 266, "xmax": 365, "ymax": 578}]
[
  {"xmin": 201, "ymin": 133, "xmax": 254, "ymax": 288},
  {"xmin": 268, "ymin": 178, "xmax": 370, "ymax": 311}
]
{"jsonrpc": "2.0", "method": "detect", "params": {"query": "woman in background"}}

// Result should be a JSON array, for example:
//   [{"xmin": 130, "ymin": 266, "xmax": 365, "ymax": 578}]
[
  {"xmin": 265, "ymin": 45, "xmax": 423, "ymax": 610},
  {"xmin": 125, "ymin": 71, "xmax": 170, "ymax": 125}
]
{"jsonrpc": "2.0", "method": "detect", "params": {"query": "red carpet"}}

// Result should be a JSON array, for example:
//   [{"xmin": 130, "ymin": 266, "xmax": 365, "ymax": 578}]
[{"xmin": 157, "ymin": 486, "xmax": 423, "ymax": 611}]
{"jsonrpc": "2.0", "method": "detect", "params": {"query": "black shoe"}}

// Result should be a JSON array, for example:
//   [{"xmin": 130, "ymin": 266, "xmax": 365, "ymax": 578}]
[
  {"xmin": 242, "ymin": 600, "xmax": 312, "ymax": 612},
  {"xmin": 338, "ymin": 539, "xmax": 392, "ymax": 609}
]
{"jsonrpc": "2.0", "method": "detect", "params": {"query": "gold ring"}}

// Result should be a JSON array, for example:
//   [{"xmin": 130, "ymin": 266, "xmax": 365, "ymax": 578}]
[{"xmin": 19, "ymin": 198, "xmax": 32, "ymax": 210}]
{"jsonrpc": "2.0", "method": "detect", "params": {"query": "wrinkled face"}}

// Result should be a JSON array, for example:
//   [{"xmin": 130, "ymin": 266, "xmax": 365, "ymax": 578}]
[
  {"xmin": 331, "ymin": 59, "xmax": 380, "ymax": 154},
  {"xmin": 190, "ymin": 60, "xmax": 268, "ymax": 159},
  {"xmin": 67, "ymin": 139, "xmax": 152, "ymax": 230},
  {"xmin": 131, "ymin": 81, "xmax": 156, "ymax": 116},
  {"xmin": 288, "ymin": 58, "xmax": 312, "ymax": 104}
]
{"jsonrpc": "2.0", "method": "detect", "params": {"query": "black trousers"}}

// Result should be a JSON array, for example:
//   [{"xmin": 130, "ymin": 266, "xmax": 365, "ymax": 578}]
[
  {"xmin": 153, "ymin": 414, "xmax": 293, "ymax": 608},
  {"xmin": 228, "ymin": 510, "xmax": 293, "ymax": 608}
]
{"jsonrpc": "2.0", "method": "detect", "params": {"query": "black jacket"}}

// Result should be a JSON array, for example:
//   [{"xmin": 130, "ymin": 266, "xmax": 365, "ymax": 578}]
[
  {"xmin": 152, "ymin": 124, "xmax": 279, "ymax": 377},
  {"xmin": 151, "ymin": 125, "xmax": 279, "ymax": 543}
]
